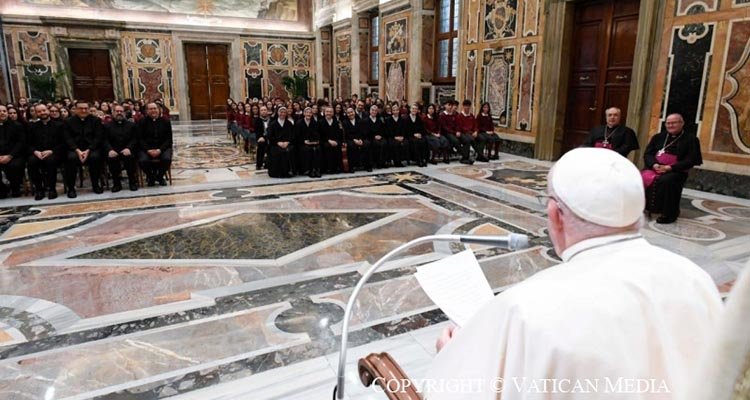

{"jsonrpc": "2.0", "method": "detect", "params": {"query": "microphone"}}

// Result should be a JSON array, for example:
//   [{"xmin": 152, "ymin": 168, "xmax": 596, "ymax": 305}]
[
  {"xmin": 458, "ymin": 233, "xmax": 530, "ymax": 250},
  {"xmin": 334, "ymin": 233, "xmax": 531, "ymax": 399}
]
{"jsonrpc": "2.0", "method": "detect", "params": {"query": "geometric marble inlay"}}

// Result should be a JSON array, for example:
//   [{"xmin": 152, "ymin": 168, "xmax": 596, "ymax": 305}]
[{"xmin": 75, "ymin": 212, "xmax": 393, "ymax": 260}]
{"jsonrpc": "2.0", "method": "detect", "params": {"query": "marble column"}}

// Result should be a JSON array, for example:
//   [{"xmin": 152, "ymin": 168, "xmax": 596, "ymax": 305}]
[
  {"xmin": 408, "ymin": 0, "xmax": 424, "ymax": 103},
  {"xmin": 350, "ymin": 13, "xmax": 362, "ymax": 99},
  {"xmin": 314, "ymin": 29, "xmax": 324, "ymax": 98},
  {"xmin": 0, "ymin": 17, "xmax": 12, "ymax": 104}
]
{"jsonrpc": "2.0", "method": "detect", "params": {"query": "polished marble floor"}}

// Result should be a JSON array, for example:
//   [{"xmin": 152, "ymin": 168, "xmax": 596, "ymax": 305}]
[{"xmin": 0, "ymin": 121, "xmax": 747, "ymax": 399}]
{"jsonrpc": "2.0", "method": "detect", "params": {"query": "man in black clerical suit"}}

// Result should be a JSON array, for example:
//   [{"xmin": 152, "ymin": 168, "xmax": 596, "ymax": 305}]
[
  {"xmin": 254, "ymin": 106, "xmax": 272, "ymax": 170},
  {"xmin": 27, "ymin": 104, "xmax": 65, "ymax": 200},
  {"xmin": 583, "ymin": 107, "xmax": 640, "ymax": 158},
  {"xmin": 137, "ymin": 102, "xmax": 173, "ymax": 187},
  {"xmin": 641, "ymin": 113, "xmax": 702, "ymax": 224},
  {"xmin": 64, "ymin": 100, "xmax": 105, "ymax": 198},
  {"xmin": 342, "ymin": 106, "xmax": 372, "ymax": 172},
  {"xmin": 104, "ymin": 105, "xmax": 138, "ymax": 192},
  {"xmin": 318, "ymin": 106, "xmax": 344, "ymax": 174},
  {"xmin": 0, "ymin": 104, "xmax": 26, "ymax": 198}
]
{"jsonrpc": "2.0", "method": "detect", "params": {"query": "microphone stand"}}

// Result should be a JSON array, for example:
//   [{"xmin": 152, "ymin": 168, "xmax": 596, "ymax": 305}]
[{"xmin": 333, "ymin": 234, "xmax": 528, "ymax": 399}]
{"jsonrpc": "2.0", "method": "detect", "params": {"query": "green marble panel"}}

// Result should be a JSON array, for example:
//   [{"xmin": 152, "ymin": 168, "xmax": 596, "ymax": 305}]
[{"xmin": 76, "ymin": 212, "xmax": 392, "ymax": 260}]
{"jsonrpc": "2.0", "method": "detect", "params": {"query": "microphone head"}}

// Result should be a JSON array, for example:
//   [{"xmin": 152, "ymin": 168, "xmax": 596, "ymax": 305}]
[{"xmin": 509, "ymin": 233, "xmax": 530, "ymax": 250}]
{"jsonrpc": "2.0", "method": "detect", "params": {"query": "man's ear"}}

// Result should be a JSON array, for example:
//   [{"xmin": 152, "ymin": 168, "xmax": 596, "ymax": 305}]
[{"xmin": 548, "ymin": 200, "xmax": 564, "ymax": 234}]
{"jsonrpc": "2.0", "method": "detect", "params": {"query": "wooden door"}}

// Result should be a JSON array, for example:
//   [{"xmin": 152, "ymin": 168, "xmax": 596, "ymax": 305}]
[
  {"xmin": 185, "ymin": 43, "xmax": 229, "ymax": 120},
  {"xmin": 69, "ymin": 48, "xmax": 114, "ymax": 102},
  {"xmin": 562, "ymin": 0, "xmax": 640, "ymax": 153}
]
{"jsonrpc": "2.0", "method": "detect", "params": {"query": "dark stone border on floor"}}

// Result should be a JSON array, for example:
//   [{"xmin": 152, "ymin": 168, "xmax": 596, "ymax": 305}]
[
  {"xmin": 686, "ymin": 168, "xmax": 750, "ymax": 200},
  {"xmin": 499, "ymin": 139, "xmax": 534, "ymax": 159}
]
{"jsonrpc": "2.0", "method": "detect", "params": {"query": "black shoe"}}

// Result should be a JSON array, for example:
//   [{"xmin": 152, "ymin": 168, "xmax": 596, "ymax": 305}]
[
  {"xmin": 158, "ymin": 177, "xmax": 167, "ymax": 186},
  {"xmin": 443, "ymin": 158, "xmax": 450, "ymax": 164},
  {"xmin": 366, "ymin": 167, "xmax": 372, "ymax": 172},
  {"xmin": 0, "ymin": 192, "xmax": 6, "ymax": 199},
  {"xmin": 112, "ymin": 183, "xmax": 122, "ymax": 193},
  {"xmin": 129, "ymin": 183, "xmax": 138, "ymax": 191},
  {"xmin": 48, "ymin": 190, "xmax": 57, "ymax": 200},
  {"xmin": 460, "ymin": 159, "xmax": 473, "ymax": 165},
  {"xmin": 67, "ymin": 188, "xmax": 77, "ymax": 198},
  {"xmin": 490, "ymin": 154, "xmax": 500, "ymax": 160},
  {"xmin": 35, "ymin": 191, "xmax": 45, "ymax": 201},
  {"xmin": 476, "ymin": 156, "xmax": 490, "ymax": 163},
  {"xmin": 429, "ymin": 159, "xmax": 438, "ymax": 165},
  {"xmin": 315, "ymin": 170, "xmax": 322, "ymax": 178},
  {"xmin": 147, "ymin": 178, "xmax": 155, "ymax": 187},
  {"xmin": 11, "ymin": 190, "xmax": 21, "ymax": 198},
  {"xmin": 308, "ymin": 171, "xmax": 316, "ymax": 178},
  {"xmin": 93, "ymin": 185, "xmax": 104, "ymax": 194},
  {"xmin": 656, "ymin": 216, "xmax": 677, "ymax": 224}
]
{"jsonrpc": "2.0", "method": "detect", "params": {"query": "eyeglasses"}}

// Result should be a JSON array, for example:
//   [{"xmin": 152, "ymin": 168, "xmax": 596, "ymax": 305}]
[{"xmin": 535, "ymin": 194, "xmax": 563, "ymax": 214}]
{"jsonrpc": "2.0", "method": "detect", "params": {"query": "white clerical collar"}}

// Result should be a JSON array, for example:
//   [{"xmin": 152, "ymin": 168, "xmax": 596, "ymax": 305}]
[
  {"xmin": 561, "ymin": 232, "xmax": 644, "ymax": 263},
  {"xmin": 305, "ymin": 119, "xmax": 311, "ymax": 126},
  {"xmin": 349, "ymin": 118, "xmax": 356, "ymax": 125},
  {"xmin": 370, "ymin": 116, "xmax": 377, "ymax": 122},
  {"xmin": 326, "ymin": 118, "xmax": 334, "ymax": 125},
  {"xmin": 392, "ymin": 115, "xmax": 398, "ymax": 121},
  {"xmin": 410, "ymin": 115, "xmax": 417, "ymax": 122}
]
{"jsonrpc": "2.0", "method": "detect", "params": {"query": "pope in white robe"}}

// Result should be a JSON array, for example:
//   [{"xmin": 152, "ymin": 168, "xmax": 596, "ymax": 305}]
[{"xmin": 425, "ymin": 148, "xmax": 723, "ymax": 399}]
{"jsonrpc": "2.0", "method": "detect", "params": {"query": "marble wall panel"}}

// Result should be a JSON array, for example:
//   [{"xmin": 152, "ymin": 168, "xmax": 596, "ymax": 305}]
[
  {"xmin": 2, "ymin": 26, "xmax": 57, "ymax": 100},
  {"xmin": 522, "ymin": 0, "xmax": 540, "ymax": 37},
  {"xmin": 482, "ymin": 47, "xmax": 514, "ymax": 128},
  {"xmin": 385, "ymin": 59, "xmax": 407, "ymax": 102},
  {"xmin": 483, "ymin": 0, "xmax": 517, "ymax": 41},
  {"xmin": 359, "ymin": 29, "xmax": 370, "ymax": 84},
  {"xmin": 121, "ymin": 32, "xmax": 178, "ymax": 110},
  {"xmin": 239, "ymin": 38, "xmax": 314, "ymax": 100},
  {"xmin": 268, "ymin": 69, "xmax": 291, "ymax": 99},
  {"xmin": 516, "ymin": 43, "xmax": 536, "ymax": 131},
  {"xmin": 712, "ymin": 19, "xmax": 750, "ymax": 156},
  {"xmin": 336, "ymin": 33, "xmax": 352, "ymax": 64},
  {"xmin": 422, "ymin": 15, "xmax": 435, "ymax": 82},
  {"xmin": 660, "ymin": 23, "xmax": 715, "ymax": 132},
  {"xmin": 337, "ymin": 66, "xmax": 351, "ymax": 99},
  {"xmin": 466, "ymin": 0, "xmax": 481, "ymax": 44},
  {"xmin": 321, "ymin": 32, "xmax": 333, "ymax": 85},
  {"xmin": 675, "ymin": 0, "xmax": 718, "ymax": 16}
]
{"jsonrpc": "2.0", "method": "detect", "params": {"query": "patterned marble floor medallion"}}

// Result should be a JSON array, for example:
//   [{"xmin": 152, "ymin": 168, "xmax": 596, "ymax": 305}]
[{"xmin": 0, "ymin": 122, "xmax": 746, "ymax": 400}]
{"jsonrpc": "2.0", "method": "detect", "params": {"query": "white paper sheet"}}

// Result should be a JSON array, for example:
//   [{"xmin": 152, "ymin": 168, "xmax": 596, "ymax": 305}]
[{"xmin": 414, "ymin": 249, "xmax": 494, "ymax": 328}]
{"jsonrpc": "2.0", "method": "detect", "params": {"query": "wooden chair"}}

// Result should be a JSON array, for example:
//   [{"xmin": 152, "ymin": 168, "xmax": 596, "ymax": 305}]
[{"xmin": 358, "ymin": 352, "xmax": 423, "ymax": 400}]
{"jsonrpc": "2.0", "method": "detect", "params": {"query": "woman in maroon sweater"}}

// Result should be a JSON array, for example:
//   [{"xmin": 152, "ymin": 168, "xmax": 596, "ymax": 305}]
[
  {"xmin": 477, "ymin": 102, "xmax": 501, "ymax": 160},
  {"xmin": 423, "ymin": 104, "xmax": 450, "ymax": 164}
]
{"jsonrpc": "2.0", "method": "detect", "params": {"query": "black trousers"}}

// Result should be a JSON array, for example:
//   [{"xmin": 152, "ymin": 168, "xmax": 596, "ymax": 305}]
[
  {"xmin": 445, "ymin": 134, "xmax": 473, "ymax": 160},
  {"xmin": 0, "ymin": 157, "xmax": 25, "ymax": 193},
  {"xmin": 480, "ymin": 132, "xmax": 500, "ymax": 154},
  {"xmin": 347, "ymin": 139, "xmax": 372, "ymax": 170},
  {"xmin": 256, "ymin": 138, "xmax": 268, "ymax": 169},
  {"xmin": 107, "ymin": 152, "xmax": 137, "ymax": 185},
  {"xmin": 388, "ymin": 137, "xmax": 410, "ymax": 166},
  {"xmin": 410, "ymin": 136, "xmax": 429, "ymax": 163},
  {"xmin": 138, "ymin": 148, "xmax": 172, "ymax": 180},
  {"xmin": 66, "ymin": 150, "xmax": 103, "ymax": 189},
  {"xmin": 470, "ymin": 133, "xmax": 488, "ymax": 158},
  {"xmin": 302, "ymin": 144, "xmax": 323, "ymax": 173},
  {"xmin": 646, "ymin": 171, "xmax": 688, "ymax": 220},
  {"xmin": 27, "ymin": 154, "xmax": 60, "ymax": 191},
  {"xmin": 370, "ymin": 137, "xmax": 388, "ymax": 168},
  {"xmin": 323, "ymin": 142, "xmax": 343, "ymax": 173}
]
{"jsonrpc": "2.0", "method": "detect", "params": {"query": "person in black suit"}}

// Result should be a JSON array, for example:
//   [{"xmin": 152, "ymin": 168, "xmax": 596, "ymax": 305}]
[
  {"xmin": 27, "ymin": 104, "xmax": 65, "ymax": 200},
  {"xmin": 104, "ymin": 105, "xmax": 138, "ymax": 192},
  {"xmin": 399, "ymin": 104, "xmax": 429, "ymax": 167},
  {"xmin": 296, "ymin": 107, "xmax": 322, "ymax": 178},
  {"xmin": 362, "ymin": 105, "xmax": 387, "ymax": 169},
  {"xmin": 318, "ymin": 106, "xmax": 344, "ymax": 174},
  {"xmin": 384, "ymin": 103, "xmax": 409, "ymax": 167},
  {"xmin": 137, "ymin": 102, "xmax": 173, "ymax": 187},
  {"xmin": 342, "ymin": 106, "xmax": 372, "ymax": 172},
  {"xmin": 0, "ymin": 104, "xmax": 26, "ymax": 198},
  {"xmin": 582, "ymin": 107, "xmax": 640, "ymax": 157},
  {"xmin": 254, "ymin": 106, "xmax": 272, "ymax": 170},
  {"xmin": 64, "ymin": 100, "xmax": 105, "ymax": 198},
  {"xmin": 267, "ymin": 107, "xmax": 295, "ymax": 178}
]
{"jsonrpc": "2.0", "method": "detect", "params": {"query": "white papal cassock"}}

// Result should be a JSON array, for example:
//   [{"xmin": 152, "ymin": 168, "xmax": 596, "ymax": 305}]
[{"xmin": 425, "ymin": 234, "xmax": 722, "ymax": 400}]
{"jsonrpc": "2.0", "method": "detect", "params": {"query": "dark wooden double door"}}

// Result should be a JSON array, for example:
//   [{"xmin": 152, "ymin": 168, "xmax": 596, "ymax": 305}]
[
  {"xmin": 562, "ymin": 0, "xmax": 640, "ymax": 153},
  {"xmin": 185, "ymin": 43, "xmax": 230, "ymax": 120},
  {"xmin": 69, "ymin": 48, "xmax": 115, "ymax": 102}
]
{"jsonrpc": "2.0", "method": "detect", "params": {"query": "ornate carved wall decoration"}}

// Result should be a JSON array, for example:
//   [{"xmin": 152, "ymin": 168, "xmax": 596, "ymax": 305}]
[
  {"xmin": 483, "ymin": 0, "xmax": 517, "ymax": 41},
  {"xmin": 516, "ymin": 43, "xmax": 536, "ymax": 131}
]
